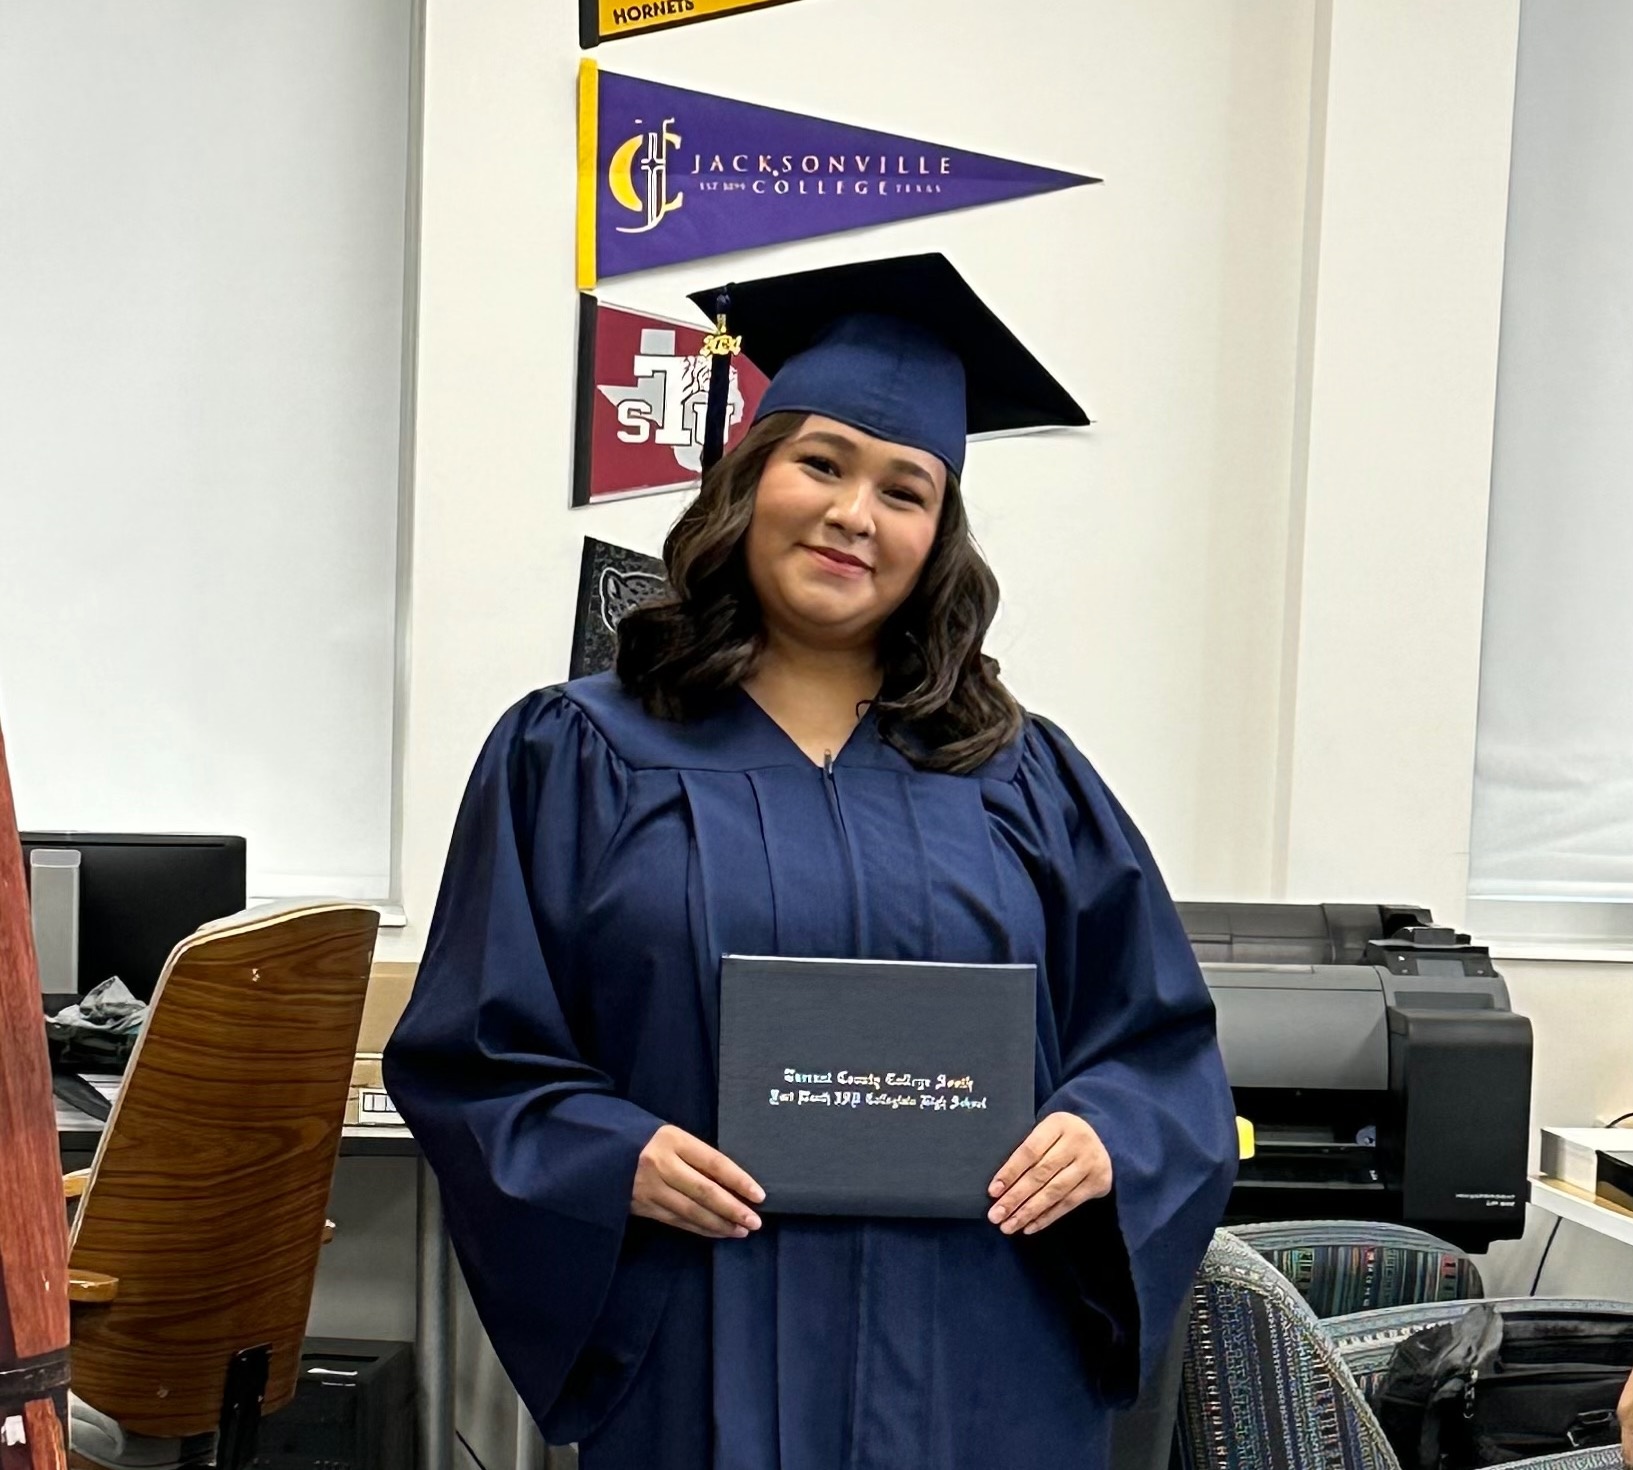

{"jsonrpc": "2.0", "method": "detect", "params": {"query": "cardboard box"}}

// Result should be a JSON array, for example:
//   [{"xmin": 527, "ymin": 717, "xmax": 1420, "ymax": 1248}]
[{"xmin": 356, "ymin": 962, "xmax": 417, "ymax": 1054}]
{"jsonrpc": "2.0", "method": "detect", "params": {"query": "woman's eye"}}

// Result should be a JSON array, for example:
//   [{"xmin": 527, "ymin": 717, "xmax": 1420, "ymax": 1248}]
[
  {"xmin": 800, "ymin": 455, "xmax": 839, "ymax": 476},
  {"xmin": 884, "ymin": 485, "xmax": 925, "ymax": 506}
]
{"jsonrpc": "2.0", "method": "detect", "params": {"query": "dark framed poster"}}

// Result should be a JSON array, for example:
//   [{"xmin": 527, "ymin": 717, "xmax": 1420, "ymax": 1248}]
[{"xmin": 569, "ymin": 537, "xmax": 669, "ymax": 680}]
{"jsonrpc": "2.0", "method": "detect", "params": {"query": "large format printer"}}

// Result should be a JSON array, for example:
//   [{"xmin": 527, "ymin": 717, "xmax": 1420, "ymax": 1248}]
[{"xmin": 1180, "ymin": 903, "xmax": 1532, "ymax": 1251}]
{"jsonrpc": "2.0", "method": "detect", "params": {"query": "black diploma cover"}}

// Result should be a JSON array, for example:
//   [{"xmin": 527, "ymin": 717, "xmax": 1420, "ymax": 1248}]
[{"xmin": 717, "ymin": 955, "xmax": 1038, "ymax": 1218}]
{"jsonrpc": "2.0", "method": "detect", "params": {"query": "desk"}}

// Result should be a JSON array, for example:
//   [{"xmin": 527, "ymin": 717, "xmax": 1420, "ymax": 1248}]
[
  {"xmin": 57, "ymin": 1097, "xmax": 455, "ymax": 1470},
  {"xmin": 1530, "ymin": 1174, "xmax": 1633, "ymax": 1249}
]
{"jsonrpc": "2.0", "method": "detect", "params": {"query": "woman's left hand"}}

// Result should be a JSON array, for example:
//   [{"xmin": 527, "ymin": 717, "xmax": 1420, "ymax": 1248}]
[{"xmin": 988, "ymin": 1112, "xmax": 1113, "ymax": 1235}]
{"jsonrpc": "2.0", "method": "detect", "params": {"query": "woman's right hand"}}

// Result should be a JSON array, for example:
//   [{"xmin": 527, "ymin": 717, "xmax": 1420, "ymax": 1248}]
[{"xmin": 632, "ymin": 1124, "xmax": 765, "ymax": 1239}]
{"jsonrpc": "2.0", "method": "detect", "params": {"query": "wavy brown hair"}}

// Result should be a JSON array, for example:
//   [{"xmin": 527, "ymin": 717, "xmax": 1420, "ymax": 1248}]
[{"xmin": 615, "ymin": 412, "xmax": 1023, "ymax": 774}]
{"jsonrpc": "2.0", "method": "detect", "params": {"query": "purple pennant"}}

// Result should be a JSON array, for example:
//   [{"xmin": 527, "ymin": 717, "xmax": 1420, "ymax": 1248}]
[{"xmin": 578, "ymin": 64, "xmax": 1098, "ymax": 287}]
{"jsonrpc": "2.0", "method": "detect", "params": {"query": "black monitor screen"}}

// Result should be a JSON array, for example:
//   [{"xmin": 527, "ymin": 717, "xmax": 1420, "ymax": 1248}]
[{"xmin": 19, "ymin": 832, "xmax": 246, "ymax": 1003}]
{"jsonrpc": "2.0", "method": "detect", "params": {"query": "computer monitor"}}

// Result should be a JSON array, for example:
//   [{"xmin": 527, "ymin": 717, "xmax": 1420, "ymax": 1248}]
[{"xmin": 19, "ymin": 832, "xmax": 247, "ymax": 1007}]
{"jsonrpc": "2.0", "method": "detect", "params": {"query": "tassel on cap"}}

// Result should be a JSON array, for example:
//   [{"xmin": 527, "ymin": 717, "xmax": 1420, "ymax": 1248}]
[{"xmin": 700, "ymin": 287, "xmax": 738, "ymax": 475}]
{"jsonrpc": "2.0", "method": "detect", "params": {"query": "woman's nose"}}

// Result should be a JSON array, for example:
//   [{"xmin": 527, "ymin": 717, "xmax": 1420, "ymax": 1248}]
[{"xmin": 825, "ymin": 481, "xmax": 875, "ymax": 536}]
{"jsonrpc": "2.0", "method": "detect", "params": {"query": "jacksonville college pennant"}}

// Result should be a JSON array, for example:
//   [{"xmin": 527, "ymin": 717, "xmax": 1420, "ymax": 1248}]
[{"xmin": 577, "ymin": 62, "xmax": 1098, "ymax": 287}]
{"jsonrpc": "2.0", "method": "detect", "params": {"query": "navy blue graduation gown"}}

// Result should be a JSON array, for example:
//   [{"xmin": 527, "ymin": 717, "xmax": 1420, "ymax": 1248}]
[{"xmin": 383, "ymin": 672, "xmax": 1236, "ymax": 1469}]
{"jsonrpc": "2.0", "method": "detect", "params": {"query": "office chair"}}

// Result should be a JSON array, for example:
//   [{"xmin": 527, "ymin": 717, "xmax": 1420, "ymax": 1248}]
[
  {"xmin": 1176, "ymin": 1230, "xmax": 1628, "ymax": 1470},
  {"xmin": 1227, "ymin": 1219, "xmax": 1484, "ymax": 1317},
  {"xmin": 61, "ymin": 902, "xmax": 379, "ymax": 1470}
]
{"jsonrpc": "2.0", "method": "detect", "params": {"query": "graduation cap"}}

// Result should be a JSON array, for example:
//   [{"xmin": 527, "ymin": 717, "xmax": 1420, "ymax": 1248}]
[{"xmin": 687, "ymin": 253, "xmax": 1089, "ymax": 479}]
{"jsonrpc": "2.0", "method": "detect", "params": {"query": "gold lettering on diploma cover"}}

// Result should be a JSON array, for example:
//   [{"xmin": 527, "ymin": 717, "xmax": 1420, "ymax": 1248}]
[{"xmin": 767, "ymin": 1067, "xmax": 989, "ymax": 1110}]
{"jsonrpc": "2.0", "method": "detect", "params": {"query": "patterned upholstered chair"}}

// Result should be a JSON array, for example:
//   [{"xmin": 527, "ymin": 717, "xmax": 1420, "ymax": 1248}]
[
  {"xmin": 1176, "ymin": 1230, "xmax": 1627, "ymax": 1470},
  {"xmin": 1116, "ymin": 1220, "xmax": 1484, "ymax": 1470},
  {"xmin": 1227, "ymin": 1220, "xmax": 1482, "ymax": 1317}
]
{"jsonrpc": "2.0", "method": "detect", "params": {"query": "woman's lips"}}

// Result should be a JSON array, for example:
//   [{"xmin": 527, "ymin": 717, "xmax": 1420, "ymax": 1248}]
[{"xmin": 803, "ymin": 545, "xmax": 872, "ymax": 579}]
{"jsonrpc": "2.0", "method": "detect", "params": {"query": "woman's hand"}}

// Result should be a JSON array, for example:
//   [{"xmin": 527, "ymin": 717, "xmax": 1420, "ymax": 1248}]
[
  {"xmin": 633, "ymin": 1124, "xmax": 766, "ymax": 1239},
  {"xmin": 988, "ymin": 1112, "xmax": 1113, "ymax": 1236}
]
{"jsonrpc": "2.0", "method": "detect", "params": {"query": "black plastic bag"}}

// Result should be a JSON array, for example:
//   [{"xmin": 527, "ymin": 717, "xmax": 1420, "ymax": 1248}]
[{"xmin": 1375, "ymin": 1303, "xmax": 1633, "ymax": 1469}]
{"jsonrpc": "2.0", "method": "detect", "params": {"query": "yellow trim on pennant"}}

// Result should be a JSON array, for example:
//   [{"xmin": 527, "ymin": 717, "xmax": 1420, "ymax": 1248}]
[
  {"xmin": 576, "ymin": 60, "xmax": 599, "ymax": 290},
  {"xmin": 1236, "ymin": 1116, "xmax": 1256, "ymax": 1161}
]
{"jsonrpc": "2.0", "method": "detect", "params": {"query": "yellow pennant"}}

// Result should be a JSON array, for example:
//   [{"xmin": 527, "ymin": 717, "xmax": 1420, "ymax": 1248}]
[{"xmin": 582, "ymin": 0, "xmax": 802, "ymax": 47}]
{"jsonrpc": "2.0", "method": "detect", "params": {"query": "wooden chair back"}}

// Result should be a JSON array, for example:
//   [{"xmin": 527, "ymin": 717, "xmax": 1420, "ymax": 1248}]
[
  {"xmin": 0, "ymin": 719, "xmax": 71, "ymax": 1469},
  {"xmin": 68, "ymin": 903, "xmax": 378, "ymax": 1437}
]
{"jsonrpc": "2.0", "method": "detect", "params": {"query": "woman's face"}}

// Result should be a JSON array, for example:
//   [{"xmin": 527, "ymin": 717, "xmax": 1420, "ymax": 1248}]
[{"xmin": 744, "ymin": 415, "xmax": 947, "ymax": 651}]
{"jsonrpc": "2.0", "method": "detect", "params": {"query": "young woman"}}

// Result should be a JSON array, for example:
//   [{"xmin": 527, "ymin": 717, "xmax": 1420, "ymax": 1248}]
[{"xmin": 385, "ymin": 254, "xmax": 1238, "ymax": 1470}]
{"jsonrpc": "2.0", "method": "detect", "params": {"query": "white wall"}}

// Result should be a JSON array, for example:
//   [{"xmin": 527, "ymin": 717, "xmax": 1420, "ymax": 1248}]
[
  {"xmin": 0, "ymin": 0, "xmax": 411, "ymax": 900},
  {"xmin": 1277, "ymin": 0, "xmax": 1520, "ymax": 922},
  {"xmin": 385, "ymin": 0, "xmax": 1535, "ymax": 952},
  {"xmin": 384, "ymin": 0, "xmax": 1319, "ymax": 962}
]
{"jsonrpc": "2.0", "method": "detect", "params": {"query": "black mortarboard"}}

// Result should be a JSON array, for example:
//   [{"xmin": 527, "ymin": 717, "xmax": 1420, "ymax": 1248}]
[{"xmin": 688, "ymin": 253, "xmax": 1089, "ymax": 478}]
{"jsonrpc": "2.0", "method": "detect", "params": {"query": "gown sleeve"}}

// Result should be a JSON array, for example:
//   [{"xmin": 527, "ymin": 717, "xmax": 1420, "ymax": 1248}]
[
  {"xmin": 1016, "ymin": 718, "xmax": 1238, "ymax": 1404},
  {"xmin": 382, "ymin": 689, "xmax": 674, "ymax": 1440}
]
